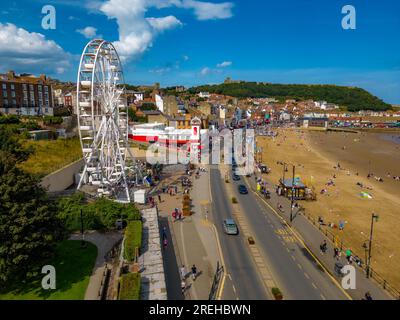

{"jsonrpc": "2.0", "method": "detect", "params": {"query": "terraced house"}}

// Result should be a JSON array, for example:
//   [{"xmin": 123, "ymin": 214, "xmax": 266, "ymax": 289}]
[{"xmin": 0, "ymin": 71, "xmax": 54, "ymax": 116}]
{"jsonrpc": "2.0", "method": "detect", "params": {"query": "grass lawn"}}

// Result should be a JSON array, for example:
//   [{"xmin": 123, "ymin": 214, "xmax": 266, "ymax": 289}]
[
  {"xmin": 18, "ymin": 138, "xmax": 82, "ymax": 177},
  {"xmin": 0, "ymin": 240, "xmax": 97, "ymax": 300}
]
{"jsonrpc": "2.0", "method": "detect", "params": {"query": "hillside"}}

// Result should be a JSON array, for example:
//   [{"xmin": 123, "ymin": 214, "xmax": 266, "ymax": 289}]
[{"xmin": 189, "ymin": 82, "xmax": 391, "ymax": 112}]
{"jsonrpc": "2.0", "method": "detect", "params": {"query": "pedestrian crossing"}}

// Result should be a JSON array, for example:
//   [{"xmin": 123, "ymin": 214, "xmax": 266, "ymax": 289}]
[{"xmin": 275, "ymin": 228, "xmax": 296, "ymax": 243}]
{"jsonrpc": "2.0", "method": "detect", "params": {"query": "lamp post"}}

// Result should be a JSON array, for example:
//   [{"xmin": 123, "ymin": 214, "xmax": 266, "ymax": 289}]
[
  {"xmin": 366, "ymin": 213, "xmax": 379, "ymax": 278},
  {"xmin": 290, "ymin": 164, "xmax": 296, "ymax": 223},
  {"xmin": 80, "ymin": 209, "xmax": 86, "ymax": 248}
]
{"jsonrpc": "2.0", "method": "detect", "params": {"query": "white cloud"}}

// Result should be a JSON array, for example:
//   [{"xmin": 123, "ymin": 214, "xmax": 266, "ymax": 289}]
[
  {"xmin": 217, "ymin": 61, "xmax": 232, "ymax": 68},
  {"xmin": 96, "ymin": 0, "xmax": 233, "ymax": 61},
  {"xmin": 200, "ymin": 67, "xmax": 211, "ymax": 76},
  {"xmin": 0, "ymin": 23, "xmax": 71, "ymax": 75},
  {"xmin": 183, "ymin": 55, "xmax": 189, "ymax": 61},
  {"xmin": 146, "ymin": 16, "xmax": 183, "ymax": 32},
  {"xmin": 180, "ymin": 0, "xmax": 234, "ymax": 20},
  {"xmin": 99, "ymin": 0, "xmax": 183, "ymax": 62},
  {"xmin": 76, "ymin": 26, "xmax": 99, "ymax": 39},
  {"xmin": 149, "ymin": 67, "xmax": 172, "ymax": 75}
]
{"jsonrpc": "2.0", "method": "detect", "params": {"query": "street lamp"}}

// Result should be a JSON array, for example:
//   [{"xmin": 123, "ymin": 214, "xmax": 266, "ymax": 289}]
[
  {"xmin": 366, "ymin": 213, "xmax": 379, "ymax": 278},
  {"xmin": 277, "ymin": 161, "xmax": 296, "ymax": 223}
]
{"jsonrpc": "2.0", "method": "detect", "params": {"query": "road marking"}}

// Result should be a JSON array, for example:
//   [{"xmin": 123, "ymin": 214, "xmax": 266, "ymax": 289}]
[
  {"xmin": 297, "ymin": 263, "xmax": 302, "ymax": 270},
  {"xmin": 304, "ymin": 272, "xmax": 310, "ymax": 279},
  {"xmin": 312, "ymin": 282, "xmax": 318, "ymax": 289},
  {"xmin": 248, "ymin": 182, "xmax": 353, "ymax": 301},
  {"xmin": 232, "ymin": 284, "xmax": 237, "ymax": 293},
  {"xmin": 291, "ymin": 255, "xmax": 296, "ymax": 261},
  {"xmin": 320, "ymin": 293, "xmax": 326, "ymax": 300}
]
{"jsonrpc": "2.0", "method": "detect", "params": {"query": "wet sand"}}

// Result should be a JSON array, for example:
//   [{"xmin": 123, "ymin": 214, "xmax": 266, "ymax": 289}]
[{"xmin": 257, "ymin": 128, "xmax": 400, "ymax": 291}]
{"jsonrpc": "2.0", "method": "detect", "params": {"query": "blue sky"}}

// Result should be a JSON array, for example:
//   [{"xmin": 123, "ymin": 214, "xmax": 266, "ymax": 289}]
[{"xmin": 0, "ymin": 0, "xmax": 399, "ymax": 103}]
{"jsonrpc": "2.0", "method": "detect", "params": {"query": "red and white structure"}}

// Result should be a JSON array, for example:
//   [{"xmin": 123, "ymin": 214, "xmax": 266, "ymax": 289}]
[{"xmin": 129, "ymin": 117, "xmax": 204, "ymax": 149}]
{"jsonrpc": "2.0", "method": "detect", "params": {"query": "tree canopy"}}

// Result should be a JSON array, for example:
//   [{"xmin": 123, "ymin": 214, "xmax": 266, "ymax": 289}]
[
  {"xmin": 0, "ymin": 127, "xmax": 65, "ymax": 287},
  {"xmin": 189, "ymin": 82, "xmax": 391, "ymax": 112}
]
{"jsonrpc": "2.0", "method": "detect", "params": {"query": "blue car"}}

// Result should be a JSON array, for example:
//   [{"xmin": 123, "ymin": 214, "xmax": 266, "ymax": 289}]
[{"xmin": 238, "ymin": 184, "xmax": 248, "ymax": 194}]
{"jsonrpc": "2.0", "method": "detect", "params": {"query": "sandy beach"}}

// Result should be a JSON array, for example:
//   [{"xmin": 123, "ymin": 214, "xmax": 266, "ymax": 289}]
[{"xmin": 257, "ymin": 128, "xmax": 400, "ymax": 290}]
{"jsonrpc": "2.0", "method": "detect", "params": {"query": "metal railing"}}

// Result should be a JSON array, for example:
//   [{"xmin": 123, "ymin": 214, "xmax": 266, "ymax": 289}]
[{"xmin": 302, "ymin": 211, "xmax": 400, "ymax": 300}]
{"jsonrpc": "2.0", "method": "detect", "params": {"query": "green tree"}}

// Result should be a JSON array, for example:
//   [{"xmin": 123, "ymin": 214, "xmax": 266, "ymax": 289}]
[{"xmin": 0, "ymin": 129, "xmax": 65, "ymax": 287}]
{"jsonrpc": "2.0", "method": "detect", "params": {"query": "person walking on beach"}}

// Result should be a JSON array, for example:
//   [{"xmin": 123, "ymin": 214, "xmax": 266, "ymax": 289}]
[
  {"xmin": 162, "ymin": 226, "xmax": 167, "ymax": 240},
  {"xmin": 158, "ymin": 194, "xmax": 162, "ymax": 203},
  {"xmin": 163, "ymin": 237, "xmax": 168, "ymax": 249},
  {"xmin": 191, "ymin": 264, "xmax": 197, "ymax": 281}
]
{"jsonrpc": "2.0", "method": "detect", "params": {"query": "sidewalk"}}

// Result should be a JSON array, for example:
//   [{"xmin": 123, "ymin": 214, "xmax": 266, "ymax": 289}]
[
  {"xmin": 246, "ymin": 172, "xmax": 393, "ymax": 300},
  {"xmin": 139, "ymin": 207, "xmax": 167, "ymax": 300},
  {"xmin": 157, "ymin": 165, "xmax": 221, "ymax": 300},
  {"xmin": 70, "ymin": 230, "xmax": 122, "ymax": 300}
]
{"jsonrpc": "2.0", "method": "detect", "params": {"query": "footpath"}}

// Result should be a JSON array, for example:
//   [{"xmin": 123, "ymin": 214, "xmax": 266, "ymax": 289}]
[
  {"xmin": 245, "ymin": 171, "xmax": 393, "ymax": 300},
  {"xmin": 156, "ymin": 165, "xmax": 223, "ymax": 300}
]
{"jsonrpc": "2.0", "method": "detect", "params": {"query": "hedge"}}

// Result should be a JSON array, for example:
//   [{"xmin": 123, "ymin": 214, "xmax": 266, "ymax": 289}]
[
  {"xmin": 123, "ymin": 220, "xmax": 142, "ymax": 262},
  {"xmin": 119, "ymin": 273, "xmax": 141, "ymax": 300}
]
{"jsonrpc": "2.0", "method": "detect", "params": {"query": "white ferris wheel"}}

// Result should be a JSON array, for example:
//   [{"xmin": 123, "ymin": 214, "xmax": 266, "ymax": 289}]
[{"xmin": 76, "ymin": 39, "xmax": 135, "ymax": 203}]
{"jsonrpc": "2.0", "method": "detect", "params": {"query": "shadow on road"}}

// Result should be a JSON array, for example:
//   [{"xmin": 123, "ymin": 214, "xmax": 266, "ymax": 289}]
[{"xmin": 159, "ymin": 216, "xmax": 184, "ymax": 300}]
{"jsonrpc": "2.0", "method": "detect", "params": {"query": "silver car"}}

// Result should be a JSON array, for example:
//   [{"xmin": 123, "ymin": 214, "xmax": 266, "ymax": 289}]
[{"xmin": 223, "ymin": 218, "xmax": 239, "ymax": 235}]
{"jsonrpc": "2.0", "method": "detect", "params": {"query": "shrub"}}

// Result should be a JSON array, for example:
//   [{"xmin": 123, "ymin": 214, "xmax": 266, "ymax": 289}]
[
  {"xmin": 0, "ymin": 115, "xmax": 20, "ymax": 124},
  {"xmin": 57, "ymin": 193, "xmax": 141, "ymax": 231},
  {"xmin": 43, "ymin": 116, "xmax": 63, "ymax": 125},
  {"xmin": 118, "ymin": 273, "xmax": 141, "ymax": 300},
  {"xmin": 123, "ymin": 221, "xmax": 142, "ymax": 262},
  {"xmin": 231, "ymin": 197, "xmax": 238, "ymax": 204},
  {"xmin": 271, "ymin": 287, "xmax": 283, "ymax": 300}
]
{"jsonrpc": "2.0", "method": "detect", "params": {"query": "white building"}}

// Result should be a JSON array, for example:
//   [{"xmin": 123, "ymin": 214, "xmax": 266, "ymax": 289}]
[
  {"xmin": 134, "ymin": 91, "xmax": 144, "ymax": 102},
  {"xmin": 155, "ymin": 94, "xmax": 164, "ymax": 113},
  {"xmin": 198, "ymin": 92, "xmax": 210, "ymax": 99}
]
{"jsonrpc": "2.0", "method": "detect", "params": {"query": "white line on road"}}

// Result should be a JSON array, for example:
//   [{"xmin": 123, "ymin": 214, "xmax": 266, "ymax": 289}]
[{"xmin": 312, "ymin": 282, "xmax": 318, "ymax": 289}]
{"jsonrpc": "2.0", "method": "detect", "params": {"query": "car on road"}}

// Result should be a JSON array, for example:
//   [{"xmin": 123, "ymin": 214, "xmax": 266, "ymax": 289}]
[
  {"xmin": 232, "ymin": 174, "xmax": 241, "ymax": 181},
  {"xmin": 223, "ymin": 218, "xmax": 239, "ymax": 235},
  {"xmin": 238, "ymin": 184, "xmax": 248, "ymax": 194}
]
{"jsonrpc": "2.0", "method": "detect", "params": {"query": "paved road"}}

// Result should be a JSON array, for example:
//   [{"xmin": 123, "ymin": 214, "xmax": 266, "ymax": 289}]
[
  {"xmin": 230, "ymin": 172, "xmax": 349, "ymax": 300},
  {"xmin": 209, "ymin": 167, "xmax": 268, "ymax": 300}
]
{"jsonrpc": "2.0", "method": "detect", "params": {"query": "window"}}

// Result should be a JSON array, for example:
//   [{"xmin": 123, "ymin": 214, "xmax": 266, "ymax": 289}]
[
  {"xmin": 44, "ymin": 86, "xmax": 48, "ymax": 92},
  {"xmin": 22, "ymin": 84, "xmax": 27, "ymax": 91},
  {"xmin": 2, "ymin": 90, "xmax": 7, "ymax": 98},
  {"xmin": 10, "ymin": 84, "xmax": 15, "ymax": 90},
  {"xmin": 11, "ymin": 91, "xmax": 15, "ymax": 98},
  {"xmin": 2, "ymin": 83, "xmax": 6, "ymax": 90},
  {"xmin": 38, "ymin": 85, "xmax": 42, "ymax": 91},
  {"xmin": 29, "ymin": 84, "xmax": 34, "ymax": 91},
  {"xmin": 3, "ymin": 99, "xmax": 8, "ymax": 106},
  {"xmin": 12, "ymin": 99, "xmax": 16, "ymax": 106}
]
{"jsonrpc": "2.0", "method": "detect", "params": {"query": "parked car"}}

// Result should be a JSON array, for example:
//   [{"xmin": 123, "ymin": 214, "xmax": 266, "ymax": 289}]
[
  {"xmin": 238, "ymin": 184, "xmax": 248, "ymax": 194},
  {"xmin": 223, "ymin": 218, "xmax": 239, "ymax": 235}
]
